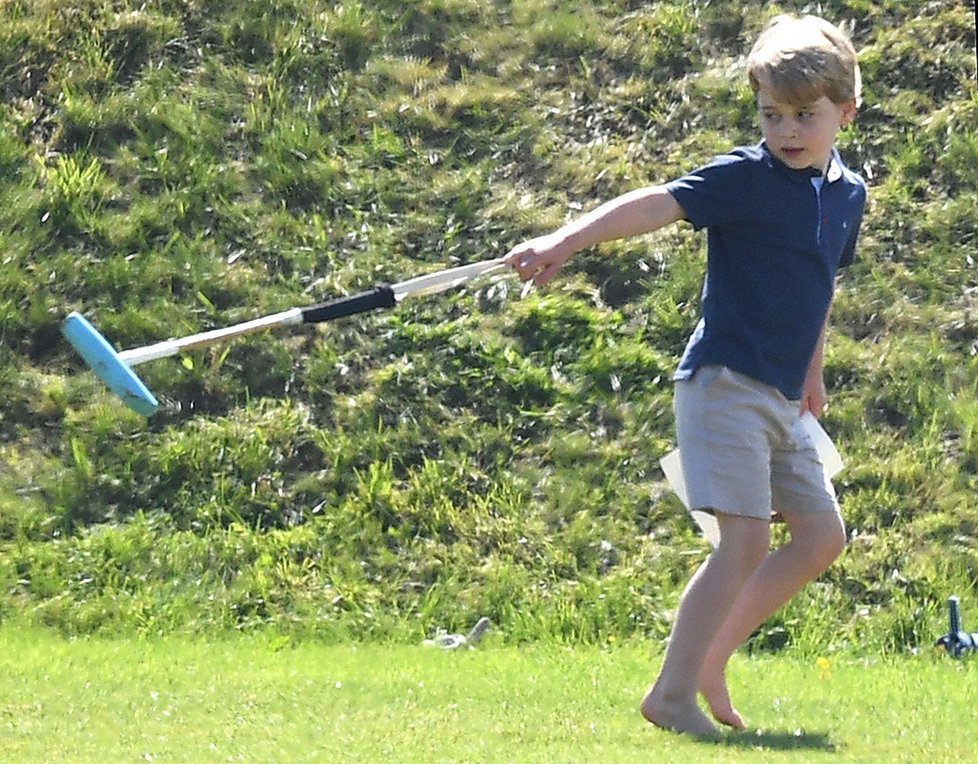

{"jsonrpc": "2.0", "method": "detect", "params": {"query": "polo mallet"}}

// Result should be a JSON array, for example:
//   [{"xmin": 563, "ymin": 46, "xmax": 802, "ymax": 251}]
[
  {"xmin": 63, "ymin": 257, "xmax": 509, "ymax": 416},
  {"xmin": 936, "ymin": 595, "xmax": 978, "ymax": 658}
]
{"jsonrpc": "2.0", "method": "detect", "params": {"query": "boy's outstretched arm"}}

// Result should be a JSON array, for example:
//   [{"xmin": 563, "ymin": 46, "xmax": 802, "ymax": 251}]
[{"xmin": 506, "ymin": 185, "xmax": 685, "ymax": 286}]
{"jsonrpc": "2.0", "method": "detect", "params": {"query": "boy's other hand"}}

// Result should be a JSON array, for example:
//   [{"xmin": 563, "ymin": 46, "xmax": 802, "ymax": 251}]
[
  {"xmin": 505, "ymin": 233, "xmax": 573, "ymax": 287},
  {"xmin": 800, "ymin": 373, "xmax": 827, "ymax": 417}
]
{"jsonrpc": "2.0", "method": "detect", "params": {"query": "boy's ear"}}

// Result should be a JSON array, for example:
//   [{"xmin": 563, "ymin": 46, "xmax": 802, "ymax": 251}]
[{"xmin": 839, "ymin": 99, "xmax": 858, "ymax": 127}]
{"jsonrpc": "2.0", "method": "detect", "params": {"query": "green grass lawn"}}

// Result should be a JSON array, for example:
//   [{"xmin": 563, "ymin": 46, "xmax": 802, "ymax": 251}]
[{"xmin": 1, "ymin": 628, "xmax": 974, "ymax": 763}]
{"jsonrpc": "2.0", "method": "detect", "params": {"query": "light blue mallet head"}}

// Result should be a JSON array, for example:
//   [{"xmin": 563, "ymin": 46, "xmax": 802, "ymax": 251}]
[
  {"xmin": 60, "ymin": 306, "xmax": 308, "ymax": 417},
  {"xmin": 62, "ymin": 312, "xmax": 160, "ymax": 416},
  {"xmin": 61, "ymin": 304, "xmax": 310, "ymax": 416}
]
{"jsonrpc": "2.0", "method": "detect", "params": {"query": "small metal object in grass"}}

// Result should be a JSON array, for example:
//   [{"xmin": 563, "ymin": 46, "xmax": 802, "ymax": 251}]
[{"xmin": 936, "ymin": 595, "xmax": 978, "ymax": 658}]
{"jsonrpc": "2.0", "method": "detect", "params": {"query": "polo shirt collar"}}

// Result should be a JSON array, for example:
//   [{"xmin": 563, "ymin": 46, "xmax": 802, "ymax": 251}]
[
  {"xmin": 759, "ymin": 142, "xmax": 844, "ymax": 184},
  {"xmin": 825, "ymin": 151, "xmax": 844, "ymax": 182}
]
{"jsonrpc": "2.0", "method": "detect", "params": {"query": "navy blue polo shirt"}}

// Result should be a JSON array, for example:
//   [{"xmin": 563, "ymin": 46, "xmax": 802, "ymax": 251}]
[{"xmin": 665, "ymin": 141, "xmax": 867, "ymax": 400}]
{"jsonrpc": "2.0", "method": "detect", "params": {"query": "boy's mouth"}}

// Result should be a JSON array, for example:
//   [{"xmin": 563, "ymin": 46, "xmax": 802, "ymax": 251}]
[{"xmin": 781, "ymin": 147, "xmax": 805, "ymax": 159}]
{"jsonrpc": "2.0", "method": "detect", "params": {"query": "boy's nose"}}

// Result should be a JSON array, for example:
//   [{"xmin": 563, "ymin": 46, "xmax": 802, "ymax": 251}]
[{"xmin": 780, "ymin": 118, "xmax": 799, "ymax": 137}]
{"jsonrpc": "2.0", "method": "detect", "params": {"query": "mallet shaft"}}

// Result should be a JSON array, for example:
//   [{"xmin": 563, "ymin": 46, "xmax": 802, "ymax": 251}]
[
  {"xmin": 119, "ymin": 309, "xmax": 304, "ymax": 366},
  {"xmin": 117, "ymin": 286, "xmax": 397, "ymax": 366}
]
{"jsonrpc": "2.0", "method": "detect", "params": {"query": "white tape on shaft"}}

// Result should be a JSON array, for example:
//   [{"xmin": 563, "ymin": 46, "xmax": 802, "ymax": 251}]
[
  {"xmin": 119, "ymin": 308, "xmax": 304, "ymax": 366},
  {"xmin": 392, "ymin": 258, "xmax": 507, "ymax": 300}
]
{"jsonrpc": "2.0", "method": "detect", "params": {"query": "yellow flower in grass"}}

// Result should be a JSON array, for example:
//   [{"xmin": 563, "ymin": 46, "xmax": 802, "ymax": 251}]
[{"xmin": 816, "ymin": 656, "xmax": 831, "ymax": 680}]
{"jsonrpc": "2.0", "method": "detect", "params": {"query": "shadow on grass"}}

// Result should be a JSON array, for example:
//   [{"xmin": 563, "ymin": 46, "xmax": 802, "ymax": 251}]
[{"xmin": 720, "ymin": 728, "xmax": 837, "ymax": 752}]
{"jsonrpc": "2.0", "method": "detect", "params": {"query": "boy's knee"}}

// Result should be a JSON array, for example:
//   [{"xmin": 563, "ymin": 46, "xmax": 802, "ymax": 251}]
[
  {"xmin": 822, "ymin": 520, "xmax": 848, "ymax": 563},
  {"xmin": 823, "ymin": 512, "xmax": 847, "ymax": 550},
  {"xmin": 798, "ymin": 514, "xmax": 847, "ymax": 571},
  {"xmin": 714, "ymin": 514, "xmax": 770, "ymax": 575}
]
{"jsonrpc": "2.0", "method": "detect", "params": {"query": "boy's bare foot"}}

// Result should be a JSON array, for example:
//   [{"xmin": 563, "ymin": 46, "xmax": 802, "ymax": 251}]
[
  {"xmin": 640, "ymin": 687, "xmax": 720, "ymax": 737},
  {"xmin": 699, "ymin": 672, "xmax": 747, "ymax": 730}
]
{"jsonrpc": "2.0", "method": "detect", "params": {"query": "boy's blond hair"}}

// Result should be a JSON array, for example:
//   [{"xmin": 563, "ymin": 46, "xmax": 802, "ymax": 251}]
[{"xmin": 747, "ymin": 14, "xmax": 861, "ymax": 107}]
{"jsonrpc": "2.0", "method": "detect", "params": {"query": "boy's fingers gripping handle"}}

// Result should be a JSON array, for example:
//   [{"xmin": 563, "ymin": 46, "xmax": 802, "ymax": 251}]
[{"xmin": 301, "ymin": 285, "xmax": 396, "ymax": 324}]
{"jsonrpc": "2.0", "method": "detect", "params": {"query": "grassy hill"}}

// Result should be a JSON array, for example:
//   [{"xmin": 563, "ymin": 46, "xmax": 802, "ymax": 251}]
[{"xmin": 0, "ymin": 0, "xmax": 975, "ymax": 652}]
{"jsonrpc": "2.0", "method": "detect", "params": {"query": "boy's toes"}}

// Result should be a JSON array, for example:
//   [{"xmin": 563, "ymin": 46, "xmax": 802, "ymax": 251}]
[
  {"xmin": 710, "ymin": 703, "xmax": 746, "ymax": 730},
  {"xmin": 700, "ymin": 676, "xmax": 747, "ymax": 730}
]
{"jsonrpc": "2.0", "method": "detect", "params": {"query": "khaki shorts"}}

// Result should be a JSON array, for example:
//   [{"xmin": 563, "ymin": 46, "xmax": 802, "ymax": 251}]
[{"xmin": 674, "ymin": 365, "xmax": 840, "ymax": 520}]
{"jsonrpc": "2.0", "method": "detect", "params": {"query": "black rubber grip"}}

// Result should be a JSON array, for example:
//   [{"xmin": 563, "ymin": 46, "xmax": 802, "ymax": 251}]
[{"xmin": 300, "ymin": 285, "xmax": 396, "ymax": 324}]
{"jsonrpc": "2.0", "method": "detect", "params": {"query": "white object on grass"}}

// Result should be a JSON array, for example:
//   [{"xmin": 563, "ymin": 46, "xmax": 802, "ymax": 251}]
[
  {"xmin": 660, "ymin": 412, "xmax": 844, "ymax": 547},
  {"xmin": 423, "ymin": 617, "xmax": 492, "ymax": 650}
]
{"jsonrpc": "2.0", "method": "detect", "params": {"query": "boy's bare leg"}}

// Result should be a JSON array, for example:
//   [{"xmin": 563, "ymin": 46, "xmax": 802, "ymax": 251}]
[
  {"xmin": 698, "ymin": 510, "xmax": 847, "ymax": 729},
  {"xmin": 641, "ymin": 514, "xmax": 769, "ymax": 736}
]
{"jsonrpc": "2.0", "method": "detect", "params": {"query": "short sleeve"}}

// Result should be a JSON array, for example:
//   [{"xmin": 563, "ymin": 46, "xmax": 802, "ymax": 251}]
[{"xmin": 665, "ymin": 151, "xmax": 754, "ymax": 231}]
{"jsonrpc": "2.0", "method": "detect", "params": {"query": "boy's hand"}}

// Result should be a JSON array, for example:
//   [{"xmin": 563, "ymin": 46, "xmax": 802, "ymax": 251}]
[
  {"xmin": 505, "ymin": 233, "xmax": 574, "ymax": 287},
  {"xmin": 802, "ymin": 314, "xmax": 831, "ymax": 417},
  {"xmin": 800, "ymin": 370, "xmax": 827, "ymax": 417},
  {"xmin": 503, "ymin": 185, "xmax": 683, "ymax": 287}
]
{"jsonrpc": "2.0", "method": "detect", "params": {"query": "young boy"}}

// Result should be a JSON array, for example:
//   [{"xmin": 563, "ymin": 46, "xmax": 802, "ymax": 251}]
[{"xmin": 506, "ymin": 14, "xmax": 867, "ymax": 736}]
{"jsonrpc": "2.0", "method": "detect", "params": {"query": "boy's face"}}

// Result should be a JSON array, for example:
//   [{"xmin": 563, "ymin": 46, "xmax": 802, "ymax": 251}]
[{"xmin": 756, "ymin": 85, "xmax": 857, "ymax": 173}]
